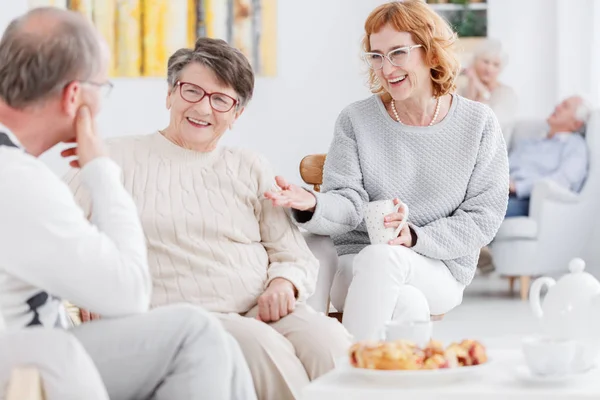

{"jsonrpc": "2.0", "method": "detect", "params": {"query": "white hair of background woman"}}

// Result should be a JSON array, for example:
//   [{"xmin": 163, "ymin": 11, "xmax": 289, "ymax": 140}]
[{"xmin": 472, "ymin": 38, "xmax": 509, "ymax": 70}]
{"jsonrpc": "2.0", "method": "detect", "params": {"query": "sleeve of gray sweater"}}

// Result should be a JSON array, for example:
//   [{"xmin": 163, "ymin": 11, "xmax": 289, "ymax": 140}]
[
  {"xmin": 293, "ymin": 110, "xmax": 369, "ymax": 234},
  {"xmin": 410, "ymin": 112, "xmax": 508, "ymax": 260}
]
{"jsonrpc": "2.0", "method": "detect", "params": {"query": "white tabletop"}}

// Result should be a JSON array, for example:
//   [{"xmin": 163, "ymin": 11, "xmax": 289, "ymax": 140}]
[{"xmin": 302, "ymin": 350, "xmax": 600, "ymax": 400}]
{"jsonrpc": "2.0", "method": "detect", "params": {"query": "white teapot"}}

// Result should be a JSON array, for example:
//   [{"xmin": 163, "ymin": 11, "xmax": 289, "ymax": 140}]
[{"xmin": 530, "ymin": 258, "xmax": 600, "ymax": 372}]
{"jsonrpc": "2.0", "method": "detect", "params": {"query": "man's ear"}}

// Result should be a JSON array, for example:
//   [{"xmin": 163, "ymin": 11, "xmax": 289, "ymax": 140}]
[
  {"xmin": 61, "ymin": 81, "xmax": 82, "ymax": 118},
  {"xmin": 572, "ymin": 119, "xmax": 584, "ymax": 133}
]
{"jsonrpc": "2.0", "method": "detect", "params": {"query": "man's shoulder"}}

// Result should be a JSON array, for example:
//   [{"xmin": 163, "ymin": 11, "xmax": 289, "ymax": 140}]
[
  {"xmin": 564, "ymin": 133, "xmax": 588, "ymax": 153},
  {"xmin": 0, "ymin": 149, "xmax": 69, "ymax": 209},
  {"xmin": 567, "ymin": 133, "xmax": 587, "ymax": 144},
  {"xmin": 0, "ymin": 148, "xmax": 55, "ymax": 183}
]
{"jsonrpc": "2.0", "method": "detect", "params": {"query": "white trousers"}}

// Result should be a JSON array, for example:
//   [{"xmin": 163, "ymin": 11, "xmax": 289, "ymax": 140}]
[{"xmin": 332, "ymin": 244, "xmax": 465, "ymax": 341}]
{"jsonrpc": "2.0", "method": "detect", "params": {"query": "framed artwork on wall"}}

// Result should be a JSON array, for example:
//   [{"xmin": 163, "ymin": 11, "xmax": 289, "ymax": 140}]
[{"xmin": 28, "ymin": 0, "xmax": 277, "ymax": 78}]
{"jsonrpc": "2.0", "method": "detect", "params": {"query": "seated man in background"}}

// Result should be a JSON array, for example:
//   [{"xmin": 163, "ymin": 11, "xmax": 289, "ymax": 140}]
[
  {"xmin": 507, "ymin": 95, "xmax": 590, "ymax": 217},
  {"xmin": 478, "ymin": 95, "xmax": 590, "ymax": 273}
]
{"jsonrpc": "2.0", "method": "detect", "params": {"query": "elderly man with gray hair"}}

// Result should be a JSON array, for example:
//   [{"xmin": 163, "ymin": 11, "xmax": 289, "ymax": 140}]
[
  {"xmin": 0, "ymin": 7, "xmax": 255, "ymax": 400},
  {"xmin": 506, "ymin": 95, "xmax": 591, "ymax": 217}
]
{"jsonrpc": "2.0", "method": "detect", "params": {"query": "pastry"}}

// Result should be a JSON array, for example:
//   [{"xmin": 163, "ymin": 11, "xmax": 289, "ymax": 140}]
[{"xmin": 349, "ymin": 338, "xmax": 487, "ymax": 371}]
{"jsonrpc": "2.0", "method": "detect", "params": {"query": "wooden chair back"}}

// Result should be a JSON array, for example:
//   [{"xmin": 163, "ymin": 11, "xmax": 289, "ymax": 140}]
[{"xmin": 299, "ymin": 154, "xmax": 326, "ymax": 192}]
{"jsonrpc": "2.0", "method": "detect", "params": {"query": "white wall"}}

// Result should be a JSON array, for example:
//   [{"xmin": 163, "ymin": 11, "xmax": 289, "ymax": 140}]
[
  {"xmin": 488, "ymin": 0, "xmax": 598, "ymax": 116},
  {"xmin": 488, "ymin": 0, "xmax": 558, "ymax": 119}
]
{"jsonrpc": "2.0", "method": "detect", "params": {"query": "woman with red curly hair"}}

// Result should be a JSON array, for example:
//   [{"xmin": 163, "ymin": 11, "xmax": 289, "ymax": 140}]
[{"xmin": 266, "ymin": 0, "xmax": 508, "ymax": 340}]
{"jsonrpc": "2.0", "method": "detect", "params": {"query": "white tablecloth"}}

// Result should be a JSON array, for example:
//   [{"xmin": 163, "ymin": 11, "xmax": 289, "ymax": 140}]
[{"xmin": 302, "ymin": 350, "xmax": 600, "ymax": 400}]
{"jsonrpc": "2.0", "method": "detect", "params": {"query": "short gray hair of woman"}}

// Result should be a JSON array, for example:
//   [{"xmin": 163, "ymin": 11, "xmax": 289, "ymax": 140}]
[
  {"xmin": 0, "ymin": 7, "xmax": 102, "ymax": 109},
  {"xmin": 472, "ymin": 38, "xmax": 509, "ymax": 70},
  {"xmin": 167, "ymin": 38, "xmax": 255, "ymax": 108}
]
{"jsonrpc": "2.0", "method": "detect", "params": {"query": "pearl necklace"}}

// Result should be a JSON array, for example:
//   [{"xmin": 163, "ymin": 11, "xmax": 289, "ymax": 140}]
[{"xmin": 390, "ymin": 97, "xmax": 441, "ymax": 126}]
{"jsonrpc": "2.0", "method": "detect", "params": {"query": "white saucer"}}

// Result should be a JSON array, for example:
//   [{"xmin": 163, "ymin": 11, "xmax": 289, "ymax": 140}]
[{"xmin": 513, "ymin": 365, "xmax": 580, "ymax": 385}]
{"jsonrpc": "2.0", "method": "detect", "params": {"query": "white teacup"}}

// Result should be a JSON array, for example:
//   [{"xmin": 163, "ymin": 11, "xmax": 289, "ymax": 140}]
[
  {"xmin": 379, "ymin": 320, "xmax": 432, "ymax": 348},
  {"xmin": 365, "ymin": 199, "xmax": 409, "ymax": 245},
  {"xmin": 522, "ymin": 336, "xmax": 577, "ymax": 376}
]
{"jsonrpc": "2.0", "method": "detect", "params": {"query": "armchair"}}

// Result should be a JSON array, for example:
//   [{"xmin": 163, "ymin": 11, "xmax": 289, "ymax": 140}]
[{"xmin": 490, "ymin": 111, "xmax": 600, "ymax": 299}]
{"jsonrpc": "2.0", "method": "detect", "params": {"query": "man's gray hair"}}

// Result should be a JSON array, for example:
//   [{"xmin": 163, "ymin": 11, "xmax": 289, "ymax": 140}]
[
  {"xmin": 473, "ymin": 38, "xmax": 509, "ymax": 70},
  {"xmin": 575, "ymin": 97, "xmax": 593, "ymax": 123},
  {"xmin": 167, "ymin": 38, "xmax": 254, "ymax": 108},
  {"xmin": 0, "ymin": 7, "xmax": 102, "ymax": 109}
]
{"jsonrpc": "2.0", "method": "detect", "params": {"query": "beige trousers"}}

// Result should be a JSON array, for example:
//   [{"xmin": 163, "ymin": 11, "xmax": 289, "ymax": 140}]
[{"xmin": 216, "ymin": 303, "xmax": 352, "ymax": 400}]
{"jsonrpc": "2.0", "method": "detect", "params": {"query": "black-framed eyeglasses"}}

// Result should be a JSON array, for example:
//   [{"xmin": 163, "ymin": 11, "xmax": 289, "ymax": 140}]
[
  {"xmin": 176, "ymin": 81, "xmax": 238, "ymax": 113},
  {"xmin": 363, "ymin": 44, "xmax": 423, "ymax": 70},
  {"xmin": 80, "ymin": 80, "xmax": 114, "ymax": 98}
]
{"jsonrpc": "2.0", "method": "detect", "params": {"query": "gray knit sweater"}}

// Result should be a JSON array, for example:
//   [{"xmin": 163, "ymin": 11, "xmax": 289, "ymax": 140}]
[{"xmin": 294, "ymin": 94, "xmax": 509, "ymax": 285}]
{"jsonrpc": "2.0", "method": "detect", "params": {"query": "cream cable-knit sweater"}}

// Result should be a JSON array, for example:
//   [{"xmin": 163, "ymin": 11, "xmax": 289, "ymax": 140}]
[{"xmin": 65, "ymin": 132, "xmax": 318, "ymax": 314}]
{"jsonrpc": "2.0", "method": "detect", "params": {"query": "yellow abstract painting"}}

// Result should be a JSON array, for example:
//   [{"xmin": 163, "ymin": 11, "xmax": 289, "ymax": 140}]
[{"xmin": 28, "ymin": 0, "xmax": 277, "ymax": 77}]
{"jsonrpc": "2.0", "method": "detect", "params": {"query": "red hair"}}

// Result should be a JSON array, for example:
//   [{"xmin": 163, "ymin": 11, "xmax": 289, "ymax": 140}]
[{"xmin": 363, "ymin": 0, "xmax": 459, "ymax": 99}]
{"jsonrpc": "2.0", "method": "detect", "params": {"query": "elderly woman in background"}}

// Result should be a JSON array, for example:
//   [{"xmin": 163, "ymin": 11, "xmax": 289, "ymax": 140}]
[
  {"xmin": 66, "ymin": 38, "xmax": 351, "ymax": 400},
  {"xmin": 265, "ymin": 0, "xmax": 508, "ymax": 341},
  {"xmin": 458, "ymin": 38, "xmax": 518, "ymax": 140}
]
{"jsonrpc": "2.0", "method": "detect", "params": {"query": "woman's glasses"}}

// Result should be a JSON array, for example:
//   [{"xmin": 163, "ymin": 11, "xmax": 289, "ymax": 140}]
[
  {"xmin": 176, "ymin": 81, "xmax": 238, "ymax": 112},
  {"xmin": 363, "ymin": 44, "xmax": 423, "ymax": 70}
]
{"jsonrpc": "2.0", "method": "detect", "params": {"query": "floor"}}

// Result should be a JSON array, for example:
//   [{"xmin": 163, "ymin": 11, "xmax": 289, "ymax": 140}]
[{"xmin": 432, "ymin": 273, "xmax": 542, "ymax": 348}]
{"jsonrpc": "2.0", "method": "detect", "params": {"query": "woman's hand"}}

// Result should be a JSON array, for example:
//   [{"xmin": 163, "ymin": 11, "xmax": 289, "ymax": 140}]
[
  {"xmin": 257, "ymin": 278, "xmax": 296, "ymax": 323},
  {"xmin": 80, "ymin": 309, "xmax": 101, "ymax": 323},
  {"xmin": 264, "ymin": 176, "xmax": 317, "ymax": 212},
  {"xmin": 385, "ymin": 198, "xmax": 414, "ymax": 247}
]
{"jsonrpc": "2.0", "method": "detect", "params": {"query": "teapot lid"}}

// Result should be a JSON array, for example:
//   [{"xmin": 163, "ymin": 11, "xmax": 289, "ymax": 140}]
[
  {"xmin": 569, "ymin": 258, "xmax": 586, "ymax": 273},
  {"xmin": 552, "ymin": 258, "xmax": 600, "ymax": 302}
]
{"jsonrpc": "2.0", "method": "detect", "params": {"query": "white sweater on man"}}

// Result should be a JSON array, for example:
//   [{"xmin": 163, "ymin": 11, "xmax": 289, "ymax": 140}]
[{"xmin": 0, "ymin": 126, "xmax": 151, "ymax": 329}]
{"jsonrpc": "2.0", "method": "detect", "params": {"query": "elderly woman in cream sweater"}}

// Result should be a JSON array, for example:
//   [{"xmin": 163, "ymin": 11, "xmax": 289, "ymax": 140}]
[{"xmin": 65, "ymin": 38, "xmax": 351, "ymax": 400}]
